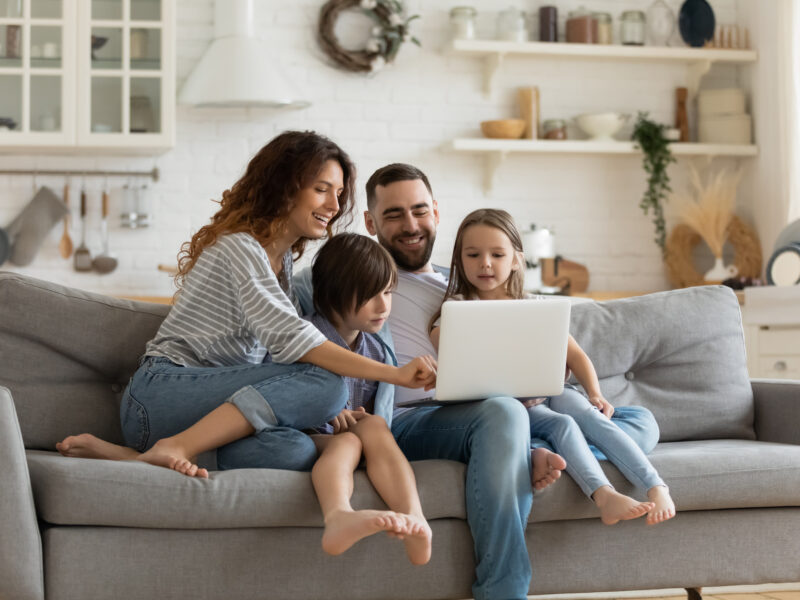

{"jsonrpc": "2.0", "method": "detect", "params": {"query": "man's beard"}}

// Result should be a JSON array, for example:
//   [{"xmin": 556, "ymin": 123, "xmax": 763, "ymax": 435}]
[{"xmin": 376, "ymin": 230, "xmax": 436, "ymax": 272}]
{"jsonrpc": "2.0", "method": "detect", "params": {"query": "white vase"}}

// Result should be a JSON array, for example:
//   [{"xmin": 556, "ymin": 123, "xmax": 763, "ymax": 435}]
[
  {"xmin": 704, "ymin": 256, "xmax": 738, "ymax": 282},
  {"xmin": 647, "ymin": 0, "xmax": 675, "ymax": 46}
]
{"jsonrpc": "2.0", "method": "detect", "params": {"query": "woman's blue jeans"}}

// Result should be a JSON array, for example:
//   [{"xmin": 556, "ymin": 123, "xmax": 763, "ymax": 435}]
[
  {"xmin": 120, "ymin": 356, "xmax": 348, "ymax": 471},
  {"xmin": 528, "ymin": 387, "xmax": 665, "ymax": 498}
]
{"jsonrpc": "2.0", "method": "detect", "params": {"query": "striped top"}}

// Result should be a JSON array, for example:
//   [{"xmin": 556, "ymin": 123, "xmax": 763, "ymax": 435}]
[{"xmin": 145, "ymin": 232, "xmax": 327, "ymax": 367}]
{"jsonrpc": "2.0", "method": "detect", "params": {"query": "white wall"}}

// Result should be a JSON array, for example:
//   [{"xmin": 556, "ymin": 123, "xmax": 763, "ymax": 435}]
[{"xmin": 0, "ymin": 0, "xmax": 764, "ymax": 297}]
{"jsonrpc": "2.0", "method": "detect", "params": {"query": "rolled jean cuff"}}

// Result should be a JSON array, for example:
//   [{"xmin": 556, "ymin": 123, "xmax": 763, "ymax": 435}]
[{"xmin": 228, "ymin": 385, "xmax": 278, "ymax": 432}]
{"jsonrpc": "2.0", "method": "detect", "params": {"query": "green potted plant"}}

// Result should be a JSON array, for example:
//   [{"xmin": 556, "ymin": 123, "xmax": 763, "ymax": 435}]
[{"xmin": 631, "ymin": 112, "xmax": 676, "ymax": 254}]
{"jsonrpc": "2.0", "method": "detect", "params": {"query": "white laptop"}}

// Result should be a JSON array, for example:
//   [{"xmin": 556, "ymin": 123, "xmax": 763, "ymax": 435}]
[{"xmin": 396, "ymin": 298, "xmax": 571, "ymax": 407}]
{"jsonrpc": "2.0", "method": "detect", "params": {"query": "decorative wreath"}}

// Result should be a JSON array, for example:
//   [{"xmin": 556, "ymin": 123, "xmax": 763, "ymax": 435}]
[
  {"xmin": 665, "ymin": 215, "xmax": 762, "ymax": 287},
  {"xmin": 318, "ymin": 0, "xmax": 420, "ymax": 73}
]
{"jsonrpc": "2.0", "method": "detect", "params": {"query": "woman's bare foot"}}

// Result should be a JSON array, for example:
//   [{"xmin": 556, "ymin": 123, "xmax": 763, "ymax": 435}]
[
  {"xmin": 56, "ymin": 433, "xmax": 140, "ymax": 461},
  {"xmin": 321, "ymin": 509, "xmax": 407, "ymax": 556},
  {"xmin": 646, "ymin": 485, "xmax": 676, "ymax": 525},
  {"xmin": 531, "ymin": 448, "xmax": 567, "ymax": 490},
  {"xmin": 402, "ymin": 514, "xmax": 433, "ymax": 566},
  {"xmin": 593, "ymin": 486, "xmax": 654, "ymax": 525},
  {"xmin": 136, "ymin": 438, "xmax": 209, "ymax": 478}
]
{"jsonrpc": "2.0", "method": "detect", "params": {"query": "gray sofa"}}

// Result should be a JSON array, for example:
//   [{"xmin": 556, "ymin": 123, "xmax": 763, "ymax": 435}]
[{"xmin": 2, "ymin": 271, "xmax": 799, "ymax": 600}]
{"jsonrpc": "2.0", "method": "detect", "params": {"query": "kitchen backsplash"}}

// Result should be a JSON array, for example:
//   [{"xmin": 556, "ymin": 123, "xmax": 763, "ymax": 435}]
[{"xmin": 0, "ymin": 0, "xmax": 746, "ymax": 296}]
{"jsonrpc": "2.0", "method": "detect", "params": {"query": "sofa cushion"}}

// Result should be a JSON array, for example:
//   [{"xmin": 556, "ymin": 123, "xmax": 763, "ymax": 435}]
[
  {"xmin": 0, "ymin": 273, "xmax": 169, "ymax": 450},
  {"xmin": 28, "ymin": 439, "xmax": 800, "ymax": 528},
  {"xmin": 570, "ymin": 286, "xmax": 754, "ymax": 442}
]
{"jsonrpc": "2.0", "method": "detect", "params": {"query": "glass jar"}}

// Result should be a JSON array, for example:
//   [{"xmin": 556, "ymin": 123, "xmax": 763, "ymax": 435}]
[
  {"xmin": 496, "ymin": 7, "xmax": 527, "ymax": 42},
  {"xmin": 621, "ymin": 10, "xmax": 646, "ymax": 45},
  {"xmin": 543, "ymin": 119, "xmax": 567, "ymax": 140},
  {"xmin": 646, "ymin": 0, "xmax": 675, "ymax": 46},
  {"xmin": 450, "ymin": 6, "xmax": 477, "ymax": 40},
  {"xmin": 593, "ymin": 12, "xmax": 613, "ymax": 44},
  {"xmin": 539, "ymin": 5, "xmax": 557, "ymax": 42},
  {"xmin": 566, "ymin": 7, "xmax": 595, "ymax": 44}
]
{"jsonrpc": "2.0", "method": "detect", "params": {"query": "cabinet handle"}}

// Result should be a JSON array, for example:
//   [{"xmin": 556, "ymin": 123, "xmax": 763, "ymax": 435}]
[{"xmin": 773, "ymin": 361, "xmax": 787, "ymax": 372}]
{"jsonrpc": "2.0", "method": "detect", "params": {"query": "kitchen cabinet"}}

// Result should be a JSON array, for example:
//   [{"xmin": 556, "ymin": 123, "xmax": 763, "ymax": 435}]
[{"xmin": 0, "ymin": 0, "xmax": 175, "ymax": 154}]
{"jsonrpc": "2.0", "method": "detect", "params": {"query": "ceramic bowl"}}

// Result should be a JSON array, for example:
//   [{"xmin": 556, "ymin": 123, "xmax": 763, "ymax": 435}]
[
  {"xmin": 575, "ymin": 112, "xmax": 630, "ymax": 141},
  {"xmin": 480, "ymin": 119, "xmax": 526, "ymax": 139}
]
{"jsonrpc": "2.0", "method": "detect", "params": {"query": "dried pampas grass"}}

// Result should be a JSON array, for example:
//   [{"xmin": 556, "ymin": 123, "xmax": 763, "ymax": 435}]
[{"xmin": 674, "ymin": 165, "xmax": 742, "ymax": 258}]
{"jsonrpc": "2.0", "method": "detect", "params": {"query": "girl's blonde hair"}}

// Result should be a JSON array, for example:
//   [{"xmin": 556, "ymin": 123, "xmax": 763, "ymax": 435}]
[{"xmin": 429, "ymin": 208, "xmax": 525, "ymax": 332}]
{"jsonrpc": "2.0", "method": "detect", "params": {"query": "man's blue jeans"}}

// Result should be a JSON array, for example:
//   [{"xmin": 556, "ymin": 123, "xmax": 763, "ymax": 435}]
[
  {"xmin": 391, "ymin": 397, "xmax": 532, "ymax": 600},
  {"xmin": 120, "ymin": 356, "xmax": 348, "ymax": 471}
]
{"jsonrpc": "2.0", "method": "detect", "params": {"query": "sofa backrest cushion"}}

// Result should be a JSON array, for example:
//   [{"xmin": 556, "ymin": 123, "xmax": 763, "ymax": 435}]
[
  {"xmin": 0, "ymin": 273, "xmax": 169, "ymax": 450},
  {"xmin": 569, "ymin": 286, "xmax": 754, "ymax": 442}
]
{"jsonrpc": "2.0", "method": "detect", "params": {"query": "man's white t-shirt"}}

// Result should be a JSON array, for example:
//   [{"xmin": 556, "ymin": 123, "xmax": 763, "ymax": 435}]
[{"xmin": 389, "ymin": 269, "xmax": 448, "ymax": 407}]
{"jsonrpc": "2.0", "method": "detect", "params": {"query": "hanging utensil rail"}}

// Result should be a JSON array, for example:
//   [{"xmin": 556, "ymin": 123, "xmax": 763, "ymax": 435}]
[{"xmin": 0, "ymin": 167, "xmax": 159, "ymax": 182}]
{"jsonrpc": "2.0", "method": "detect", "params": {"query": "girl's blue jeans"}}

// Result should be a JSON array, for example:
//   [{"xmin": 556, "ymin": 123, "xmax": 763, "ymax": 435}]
[
  {"xmin": 528, "ymin": 386, "xmax": 665, "ymax": 498},
  {"xmin": 120, "ymin": 356, "xmax": 348, "ymax": 471}
]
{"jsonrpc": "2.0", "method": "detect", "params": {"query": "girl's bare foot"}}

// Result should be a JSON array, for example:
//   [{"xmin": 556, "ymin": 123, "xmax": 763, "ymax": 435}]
[
  {"xmin": 56, "ymin": 433, "xmax": 140, "ymax": 461},
  {"xmin": 402, "ymin": 514, "xmax": 433, "ymax": 566},
  {"xmin": 646, "ymin": 485, "xmax": 676, "ymax": 525},
  {"xmin": 321, "ymin": 509, "xmax": 406, "ymax": 556},
  {"xmin": 593, "ymin": 486, "xmax": 654, "ymax": 525},
  {"xmin": 136, "ymin": 438, "xmax": 209, "ymax": 478},
  {"xmin": 531, "ymin": 448, "xmax": 567, "ymax": 490}
]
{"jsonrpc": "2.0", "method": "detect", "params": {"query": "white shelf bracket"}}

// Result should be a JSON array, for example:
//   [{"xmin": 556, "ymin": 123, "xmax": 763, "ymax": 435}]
[
  {"xmin": 686, "ymin": 60, "xmax": 712, "ymax": 100},
  {"xmin": 484, "ymin": 151, "xmax": 507, "ymax": 195},
  {"xmin": 483, "ymin": 53, "xmax": 505, "ymax": 97}
]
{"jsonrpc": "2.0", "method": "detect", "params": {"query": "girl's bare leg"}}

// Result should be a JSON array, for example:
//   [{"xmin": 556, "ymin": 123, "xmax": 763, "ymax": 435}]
[
  {"xmin": 311, "ymin": 433, "xmax": 408, "ymax": 555},
  {"xmin": 57, "ymin": 434, "xmax": 141, "ymax": 461},
  {"xmin": 646, "ymin": 485, "xmax": 676, "ymax": 524},
  {"xmin": 353, "ymin": 415, "xmax": 433, "ymax": 565},
  {"xmin": 136, "ymin": 402, "xmax": 253, "ymax": 478}
]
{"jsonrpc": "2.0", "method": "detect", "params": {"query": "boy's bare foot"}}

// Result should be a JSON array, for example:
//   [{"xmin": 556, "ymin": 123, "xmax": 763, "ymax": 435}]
[
  {"xmin": 401, "ymin": 514, "xmax": 433, "ymax": 566},
  {"xmin": 593, "ymin": 486, "xmax": 654, "ymax": 525},
  {"xmin": 56, "ymin": 433, "xmax": 140, "ymax": 461},
  {"xmin": 136, "ymin": 438, "xmax": 209, "ymax": 478},
  {"xmin": 321, "ymin": 509, "xmax": 406, "ymax": 556},
  {"xmin": 531, "ymin": 448, "xmax": 567, "ymax": 490},
  {"xmin": 646, "ymin": 485, "xmax": 676, "ymax": 525}
]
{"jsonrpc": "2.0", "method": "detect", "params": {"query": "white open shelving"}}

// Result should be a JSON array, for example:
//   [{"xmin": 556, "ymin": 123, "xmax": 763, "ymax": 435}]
[{"xmin": 448, "ymin": 38, "xmax": 758, "ymax": 97}]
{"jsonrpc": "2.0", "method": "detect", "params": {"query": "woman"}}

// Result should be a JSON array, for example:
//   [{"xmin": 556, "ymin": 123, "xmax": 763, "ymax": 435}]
[{"xmin": 59, "ymin": 131, "xmax": 436, "ymax": 477}]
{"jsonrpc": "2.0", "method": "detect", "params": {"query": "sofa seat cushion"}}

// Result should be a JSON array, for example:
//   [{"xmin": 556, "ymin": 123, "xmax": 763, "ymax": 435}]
[
  {"xmin": 531, "ymin": 439, "xmax": 800, "ymax": 522},
  {"xmin": 28, "ymin": 439, "xmax": 800, "ymax": 529}
]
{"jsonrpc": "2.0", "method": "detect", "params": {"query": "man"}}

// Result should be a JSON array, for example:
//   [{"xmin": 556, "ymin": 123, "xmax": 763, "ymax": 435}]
[{"xmin": 363, "ymin": 163, "xmax": 661, "ymax": 600}]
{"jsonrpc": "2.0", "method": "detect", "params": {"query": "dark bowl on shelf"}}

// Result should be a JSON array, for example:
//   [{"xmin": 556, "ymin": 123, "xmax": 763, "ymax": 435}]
[
  {"xmin": 0, "ymin": 117, "xmax": 18, "ymax": 130},
  {"xmin": 91, "ymin": 35, "xmax": 108, "ymax": 60}
]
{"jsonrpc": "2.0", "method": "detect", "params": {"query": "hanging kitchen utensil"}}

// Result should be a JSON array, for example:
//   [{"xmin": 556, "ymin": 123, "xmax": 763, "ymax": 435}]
[
  {"xmin": 58, "ymin": 182, "xmax": 73, "ymax": 259},
  {"xmin": 73, "ymin": 185, "xmax": 92, "ymax": 272},
  {"xmin": 92, "ymin": 186, "xmax": 118, "ymax": 274}
]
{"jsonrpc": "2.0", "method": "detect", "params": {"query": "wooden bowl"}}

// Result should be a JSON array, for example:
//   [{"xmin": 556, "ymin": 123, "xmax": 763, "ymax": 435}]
[{"xmin": 480, "ymin": 119, "xmax": 526, "ymax": 139}]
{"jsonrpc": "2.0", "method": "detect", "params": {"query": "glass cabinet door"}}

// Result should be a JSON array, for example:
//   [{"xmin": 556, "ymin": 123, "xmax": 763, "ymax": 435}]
[{"xmin": 0, "ymin": 0, "xmax": 71, "ymax": 141}]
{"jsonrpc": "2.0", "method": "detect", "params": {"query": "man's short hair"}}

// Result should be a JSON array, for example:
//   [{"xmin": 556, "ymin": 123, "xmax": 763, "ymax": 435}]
[
  {"xmin": 365, "ymin": 163, "xmax": 433, "ymax": 212},
  {"xmin": 312, "ymin": 233, "xmax": 397, "ymax": 325}
]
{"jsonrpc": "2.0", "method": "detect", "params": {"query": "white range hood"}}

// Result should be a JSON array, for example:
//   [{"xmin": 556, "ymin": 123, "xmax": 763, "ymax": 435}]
[{"xmin": 178, "ymin": 0, "xmax": 310, "ymax": 108}]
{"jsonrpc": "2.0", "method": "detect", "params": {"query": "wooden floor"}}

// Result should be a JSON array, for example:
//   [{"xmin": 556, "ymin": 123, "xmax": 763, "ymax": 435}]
[{"xmin": 625, "ymin": 593, "xmax": 800, "ymax": 600}]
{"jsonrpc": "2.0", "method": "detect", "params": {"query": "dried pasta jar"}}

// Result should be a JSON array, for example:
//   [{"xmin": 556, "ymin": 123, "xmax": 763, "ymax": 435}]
[
  {"xmin": 450, "ymin": 6, "xmax": 477, "ymax": 40},
  {"xmin": 621, "ymin": 10, "xmax": 646, "ymax": 45},
  {"xmin": 543, "ymin": 119, "xmax": 567, "ymax": 140},
  {"xmin": 594, "ymin": 12, "xmax": 613, "ymax": 44}
]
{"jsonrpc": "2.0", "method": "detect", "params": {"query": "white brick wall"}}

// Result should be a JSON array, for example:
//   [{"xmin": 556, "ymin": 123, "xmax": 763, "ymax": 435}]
[{"xmin": 0, "ymin": 0, "xmax": 756, "ymax": 296}]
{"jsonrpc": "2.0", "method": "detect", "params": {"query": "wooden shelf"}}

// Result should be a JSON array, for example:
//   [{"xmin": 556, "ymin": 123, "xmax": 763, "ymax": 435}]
[
  {"xmin": 450, "ymin": 139, "xmax": 758, "ymax": 193},
  {"xmin": 448, "ymin": 39, "xmax": 758, "ymax": 97}
]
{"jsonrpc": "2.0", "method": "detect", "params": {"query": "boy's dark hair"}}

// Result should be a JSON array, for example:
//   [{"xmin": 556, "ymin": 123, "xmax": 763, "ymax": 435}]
[
  {"xmin": 365, "ymin": 163, "xmax": 433, "ymax": 212},
  {"xmin": 312, "ymin": 233, "xmax": 397, "ymax": 325}
]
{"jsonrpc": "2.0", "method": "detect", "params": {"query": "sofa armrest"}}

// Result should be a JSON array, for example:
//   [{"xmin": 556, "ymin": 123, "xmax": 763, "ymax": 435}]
[
  {"xmin": 0, "ymin": 386, "xmax": 44, "ymax": 600},
  {"xmin": 752, "ymin": 378, "xmax": 800, "ymax": 445}
]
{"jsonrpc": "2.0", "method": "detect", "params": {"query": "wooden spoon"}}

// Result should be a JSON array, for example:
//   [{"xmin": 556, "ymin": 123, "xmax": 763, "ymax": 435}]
[{"xmin": 58, "ymin": 183, "xmax": 73, "ymax": 259}]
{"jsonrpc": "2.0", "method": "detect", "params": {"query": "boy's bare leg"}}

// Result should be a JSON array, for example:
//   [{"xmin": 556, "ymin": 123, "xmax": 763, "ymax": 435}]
[
  {"xmin": 646, "ymin": 485, "xmax": 676, "ymax": 525},
  {"xmin": 593, "ymin": 485, "xmax": 654, "ymax": 525},
  {"xmin": 353, "ymin": 416, "xmax": 433, "ymax": 566},
  {"xmin": 312, "ymin": 433, "xmax": 409, "ymax": 556},
  {"xmin": 136, "ymin": 402, "xmax": 252, "ymax": 478},
  {"xmin": 56, "ymin": 433, "xmax": 140, "ymax": 461},
  {"xmin": 531, "ymin": 447, "xmax": 567, "ymax": 490}
]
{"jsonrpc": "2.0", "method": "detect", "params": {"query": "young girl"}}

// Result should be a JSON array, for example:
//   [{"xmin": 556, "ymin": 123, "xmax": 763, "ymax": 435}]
[
  {"xmin": 58, "ymin": 232, "xmax": 433, "ymax": 564},
  {"xmin": 429, "ymin": 208, "xmax": 675, "ymax": 526}
]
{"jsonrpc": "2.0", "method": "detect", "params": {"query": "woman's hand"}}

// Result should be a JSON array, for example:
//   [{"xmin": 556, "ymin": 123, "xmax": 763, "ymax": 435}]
[
  {"xmin": 588, "ymin": 395, "xmax": 614, "ymax": 418},
  {"xmin": 330, "ymin": 406, "xmax": 368, "ymax": 433},
  {"xmin": 394, "ymin": 355, "xmax": 437, "ymax": 390}
]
